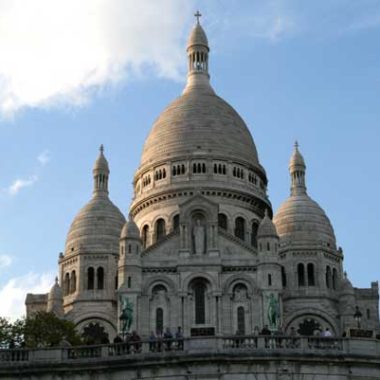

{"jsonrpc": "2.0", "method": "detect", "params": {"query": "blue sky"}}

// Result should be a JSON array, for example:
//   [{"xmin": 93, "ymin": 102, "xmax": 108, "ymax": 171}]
[{"xmin": 0, "ymin": 0, "xmax": 379, "ymax": 319}]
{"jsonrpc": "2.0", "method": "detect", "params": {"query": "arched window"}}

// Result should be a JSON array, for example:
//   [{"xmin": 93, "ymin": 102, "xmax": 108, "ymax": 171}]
[
  {"xmin": 281, "ymin": 266, "xmax": 287, "ymax": 287},
  {"xmin": 298, "ymin": 263, "xmax": 305, "ymax": 286},
  {"xmin": 251, "ymin": 222, "xmax": 258, "ymax": 247},
  {"xmin": 127, "ymin": 276, "xmax": 131, "ymax": 288},
  {"xmin": 87, "ymin": 267, "xmax": 94, "ymax": 290},
  {"xmin": 97, "ymin": 267, "xmax": 104, "ymax": 290},
  {"xmin": 218, "ymin": 213, "xmax": 228, "ymax": 230},
  {"xmin": 237, "ymin": 306, "xmax": 245, "ymax": 335},
  {"xmin": 173, "ymin": 214, "xmax": 180, "ymax": 231},
  {"xmin": 332, "ymin": 268, "xmax": 337, "ymax": 290},
  {"xmin": 234, "ymin": 217, "xmax": 245, "ymax": 240},
  {"xmin": 193, "ymin": 281, "xmax": 206, "ymax": 324},
  {"xmin": 155, "ymin": 218, "xmax": 166, "ymax": 241},
  {"xmin": 326, "ymin": 266, "xmax": 332, "ymax": 289},
  {"xmin": 64, "ymin": 273, "xmax": 70, "ymax": 296},
  {"xmin": 156, "ymin": 308, "xmax": 164, "ymax": 334},
  {"xmin": 307, "ymin": 263, "xmax": 315, "ymax": 286},
  {"xmin": 142, "ymin": 225, "xmax": 149, "ymax": 248},
  {"xmin": 70, "ymin": 270, "xmax": 76, "ymax": 293}
]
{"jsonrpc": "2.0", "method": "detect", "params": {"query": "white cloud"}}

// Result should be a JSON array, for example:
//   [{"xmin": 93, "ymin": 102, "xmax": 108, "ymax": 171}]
[
  {"xmin": 0, "ymin": 254, "xmax": 12, "ymax": 269},
  {"xmin": 0, "ymin": 0, "xmax": 194, "ymax": 116},
  {"xmin": 37, "ymin": 150, "xmax": 51, "ymax": 166},
  {"xmin": 0, "ymin": 271, "xmax": 55, "ymax": 320},
  {"xmin": 7, "ymin": 175, "xmax": 38, "ymax": 196}
]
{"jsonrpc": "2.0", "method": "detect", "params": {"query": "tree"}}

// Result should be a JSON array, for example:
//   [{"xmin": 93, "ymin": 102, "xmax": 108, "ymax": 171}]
[
  {"xmin": 0, "ymin": 317, "xmax": 12, "ymax": 348},
  {"xmin": 23, "ymin": 312, "xmax": 82, "ymax": 348}
]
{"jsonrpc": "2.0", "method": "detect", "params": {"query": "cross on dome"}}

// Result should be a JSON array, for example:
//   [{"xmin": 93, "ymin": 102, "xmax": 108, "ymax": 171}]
[
  {"xmin": 194, "ymin": 10, "xmax": 202, "ymax": 24},
  {"xmin": 100, "ymin": 144, "xmax": 104, "ymax": 154}
]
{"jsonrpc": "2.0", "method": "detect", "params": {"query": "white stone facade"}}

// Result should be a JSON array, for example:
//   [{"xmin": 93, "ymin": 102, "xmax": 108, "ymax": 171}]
[{"xmin": 26, "ymin": 18, "xmax": 379, "ymax": 348}]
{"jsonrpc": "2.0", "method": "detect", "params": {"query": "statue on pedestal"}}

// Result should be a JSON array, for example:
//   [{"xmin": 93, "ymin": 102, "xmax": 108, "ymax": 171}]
[{"xmin": 193, "ymin": 219, "xmax": 205, "ymax": 254}]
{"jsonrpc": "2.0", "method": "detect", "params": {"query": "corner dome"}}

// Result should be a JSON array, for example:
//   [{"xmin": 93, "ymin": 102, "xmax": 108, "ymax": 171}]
[
  {"xmin": 274, "ymin": 194, "xmax": 336, "ymax": 248},
  {"xmin": 48, "ymin": 277, "xmax": 62, "ymax": 300},
  {"xmin": 273, "ymin": 144, "xmax": 336, "ymax": 249},
  {"xmin": 258, "ymin": 210, "xmax": 278, "ymax": 238},
  {"xmin": 121, "ymin": 215, "xmax": 140, "ymax": 240},
  {"xmin": 65, "ymin": 196, "xmax": 125, "ymax": 255},
  {"xmin": 65, "ymin": 147, "xmax": 125, "ymax": 256}
]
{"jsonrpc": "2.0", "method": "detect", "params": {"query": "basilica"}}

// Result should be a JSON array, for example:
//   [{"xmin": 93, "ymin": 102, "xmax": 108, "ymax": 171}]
[{"xmin": 25, "ymin": 15, "xmax": 379, "ymax": 345}]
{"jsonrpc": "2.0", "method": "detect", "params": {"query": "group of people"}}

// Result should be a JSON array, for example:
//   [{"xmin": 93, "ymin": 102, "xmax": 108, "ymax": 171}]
[
  {"xmin": 148, "ymin": 327, "xmax": 184, "ymax": 352},
  {"xmin": 233, "ymin": 325, "xmax": 335, "ymax": 349},
  {"xmin": 112, "ymin": 327, "xmax": 184, "ymax": 354}
]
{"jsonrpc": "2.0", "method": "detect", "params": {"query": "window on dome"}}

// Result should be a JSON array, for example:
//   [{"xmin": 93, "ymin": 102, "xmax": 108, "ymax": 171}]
[
  {"xmin": 218, "ymin": 213, "xmax": 228, "ymax": 230},
  {"xmin": 332, "ymin": 268, "xmax": 338, "ymax": 290},
  {"xmin": 268, "ymin": 274, "xmax": 272, "ymax": 286},
  {"xmin": 237, "ymin": 306, "xmax": 245, "ymax": 335},
  {"xmin": 155, "ymin": 218, "xmax": 166, "ymax": 242},
  {"xmin": 251, "ymin": 222, "xmax": 258, "ymax": 248},
  {"xmin": 97, "ymin": 267, "xmax": 104, "ymax": 290},
  {"xmin": 298, "ymin": 264, "xmax": 305, "ymax": 287},
  {"xmin": 281, "ymin": 266, "xmax": 287, "ymax": 287},
  {"xmin": 326, "ymin": 266, "xmax": 332, "ymax": 289},
  {"xmin": 192, "ymin": 162, "xmax": 206, "ymax": 174},
  {"xmin": 70, "ymin": 270, "xmax": 76, "ymax": 293},
  {"xmin": 142, "ymin": 225, "xmax": 149, "ymax": 248},
  {"xmin": 128, "ymin": 276, "xmax": 131, "ymax": 288},
  {"xmin": 233, "ymin": 166, "xmax": 245, "ymax": 179},
  {"xmin": 173, "ymin": 214, "xmax": 180, "ymax": 231},
  {"xmin": 194, "ymin": 281, "xmax": 206, "ymax": 324},
  {"xmin": 307, "ymin": 263, "xmax": 315, "ymax": 286},
  {"xmin": 235, "ymin": 217, "xmax": 246, "ymax": 241},
  {"xmin": 64, "ymin": 272, "xmax": 70, "ymax": 296},
  {"xmin": 87, "ymin": 267, "xmax": 94, "ymax": 290},
  {"xmin": 172, "ymin": 164, "xmax": 186, "ymax": 177},
  {"xmin": 156, "ymin": 308, "xmax": 164, "ymax": 334},
  {"xmin": 248, "ymin": 172, "xmax": 258, "ymax": 185}
]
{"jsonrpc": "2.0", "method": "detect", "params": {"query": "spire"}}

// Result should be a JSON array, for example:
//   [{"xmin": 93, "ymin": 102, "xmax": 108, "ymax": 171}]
[
  {"xmin": 93, "ymin": 145, "xmax": 110, "ymax": 197},
  {"xmin": 289, "ymin": 141, "xmax": 307, "ymax": 196},
  {"xmin": 183, "ymin": 11, "xmax": 214, "ymax": 94}
]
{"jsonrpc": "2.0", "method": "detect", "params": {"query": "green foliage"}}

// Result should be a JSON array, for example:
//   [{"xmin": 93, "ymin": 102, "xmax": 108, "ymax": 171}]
[
  {"xmin": 0, "ymin": 312, "xmax": 82, "ymax": 349},
  {"xmin": 0, "ymin": 317, "xmax": 12, "ymax": 348},
  {"xmin": 24, "ymin": 312, "xmax": 82, "ymax": 348}
]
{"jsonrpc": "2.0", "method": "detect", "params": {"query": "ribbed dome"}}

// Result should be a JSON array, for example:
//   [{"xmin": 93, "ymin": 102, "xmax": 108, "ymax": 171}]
[
  {"xmin": 258, "ymin": 210, "xmax": 278, "ymax": 238},
  {"xmin": 140, "ymin": 91, "xmax": 260, "ymax": 168},
  {"xmin": 65, "ymin": 147, "xmax": 125, "ymax": 255},
  {"xmin": 274, "ymin": 143, "xmax": 336, "ymax": 248},
  {"xmin": 274, "ymin": 193, "xmax": 336, "ymax": 248},
  {"xmin": 65, "ymin": 196, "xmax": 125, "ymax": 255},
  {"xmin": 121, "ymin": 215, "xmax": 140, "ymax": 239}
]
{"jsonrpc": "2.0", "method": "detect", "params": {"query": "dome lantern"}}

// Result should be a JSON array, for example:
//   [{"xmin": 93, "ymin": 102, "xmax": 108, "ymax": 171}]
[
  {"xmin": 289, "ymin": 141, "xmax": 307, "ymax": 196},
  {"xmin": 93, "ymin": 145, "xmax": 109, "ymax": 197},
  {"xmin": 183, "ymin": 11, "xmax": 214, "ymax": 95}
]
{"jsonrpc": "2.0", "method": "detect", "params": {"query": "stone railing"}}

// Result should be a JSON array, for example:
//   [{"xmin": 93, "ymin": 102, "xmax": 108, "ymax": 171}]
[{"xmin": 1, "ymin": 336, "xmax": 380, "ymax": 365}]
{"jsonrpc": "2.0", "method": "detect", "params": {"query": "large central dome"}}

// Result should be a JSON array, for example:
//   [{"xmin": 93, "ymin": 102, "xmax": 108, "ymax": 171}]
[{"xmin": 140, "ymin": 90, "xmax": 260, "ymax": 168}]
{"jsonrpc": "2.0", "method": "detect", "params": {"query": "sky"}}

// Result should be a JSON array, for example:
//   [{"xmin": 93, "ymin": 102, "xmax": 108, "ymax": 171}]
[{"xmin": 0, "ymin": 0, "xmax": 379, "ymax": 320}]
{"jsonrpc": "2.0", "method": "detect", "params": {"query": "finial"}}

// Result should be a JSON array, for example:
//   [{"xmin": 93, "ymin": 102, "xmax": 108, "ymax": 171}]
[
  {"xmin": 294, "ymin": 140, "xmax": 299, "ymax": 150},
  {"xmin": 194, "ymin": 10, "xmax": 202, "ymax": 24},
  {"xmin": 100, "ymin": 144, "xmax": 104, "ymax": 154},
  {"xmin": 264, "ymin": 208, "xmax": 269, "ymax": 217},
  {"xmin": 344, "ymin": 271, "xmax": 347, "ymax": 279},
  {"xmin": 55, "ymin": 276, "xmax": 59, "ymax": 284}
]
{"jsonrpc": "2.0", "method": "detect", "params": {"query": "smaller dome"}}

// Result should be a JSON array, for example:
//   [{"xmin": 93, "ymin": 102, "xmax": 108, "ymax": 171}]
[
  {"xmin": 93, "ymin": 145, "xmax": 109, "ymax": 173},
  {"xmin": 258, "ymin": 209, "xmax": 278, "ymax": 238},
  {"xmin": 121, "ymin": 215, "xmax": 141, "ymax": 240},
  {"xmin": 48, "ymin": 277, "xmax": 62, "ymax": 301},
  {"xmin": 340, "ymin": 272, "xmax": 354, "ymax": 295},
  {"xmin": 187, "ymin": 22, "xmax": 208, "ymax": 50}
]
